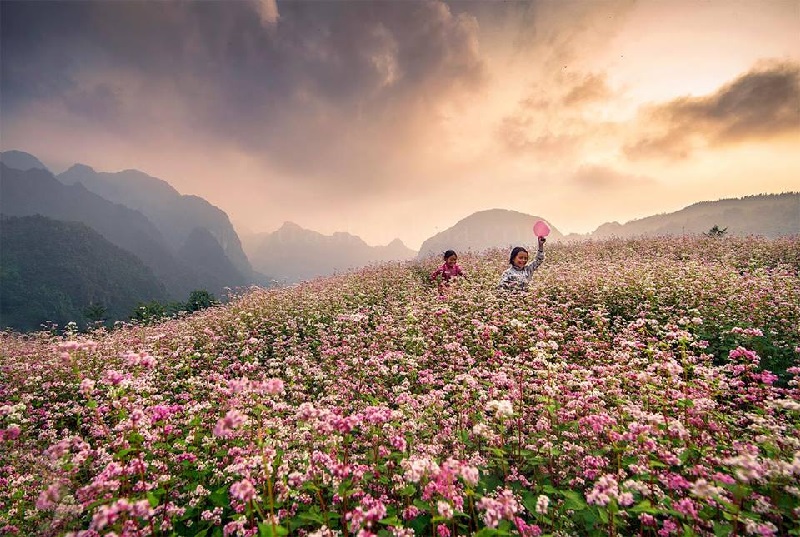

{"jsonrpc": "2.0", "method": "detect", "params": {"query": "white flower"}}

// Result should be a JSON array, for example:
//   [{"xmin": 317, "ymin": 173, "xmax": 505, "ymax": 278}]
[{"xmin": 486, "ymin": 400, "xmax": 514, "ymax": 419}]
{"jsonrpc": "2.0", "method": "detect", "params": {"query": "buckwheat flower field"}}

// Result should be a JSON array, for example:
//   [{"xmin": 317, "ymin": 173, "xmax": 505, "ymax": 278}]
[{"xmin": 2, "ymin": 236, "xmax": 799, "ymax": 537}]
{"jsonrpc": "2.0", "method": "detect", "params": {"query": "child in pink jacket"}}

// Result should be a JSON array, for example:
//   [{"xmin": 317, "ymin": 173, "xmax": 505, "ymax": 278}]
[{"xmin": 430, "ymin": 250, "xmax": 465, "ymax": 294}]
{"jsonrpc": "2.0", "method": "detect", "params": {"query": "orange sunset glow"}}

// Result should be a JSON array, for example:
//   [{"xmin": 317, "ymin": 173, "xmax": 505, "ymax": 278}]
[{"xmin": 1, "ymin": 0, "xmax": 798, "ymax": 249}]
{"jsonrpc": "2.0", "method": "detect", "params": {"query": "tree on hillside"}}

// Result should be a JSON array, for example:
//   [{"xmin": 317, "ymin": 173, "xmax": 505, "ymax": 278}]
[
  {"xmin": 130, "ymin": 301, "xmax": 168, "ymax": 325},
  {"xmin": 705, "ymin": 225, "xmax": 728, "ymax": 237},
  {"xmin": 186, "ymin": 290, "xmax": 217, "ymax": 312},
  {"xmin": 83, "ymin": 303, "xmax": 107, "ymax": 326}
]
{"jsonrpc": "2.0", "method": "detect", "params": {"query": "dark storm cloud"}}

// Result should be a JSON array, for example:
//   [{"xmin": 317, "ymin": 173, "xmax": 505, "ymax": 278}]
[
  {"xmin": 0, "ymin": 0, "xmax": 487, "ymax": 190},
  {"xmin": 625, "ymin": 62, "xmax": 800, "ymax": 160}
]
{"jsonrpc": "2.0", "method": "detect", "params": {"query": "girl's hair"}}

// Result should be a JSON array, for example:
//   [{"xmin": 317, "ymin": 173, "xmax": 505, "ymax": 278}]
[
  {"xmin": 443, "ymin": 250, "xmax": 457, "ymax": 259},
  {"xmin": 509, "ymin": 246, "xmax": 528, "ymax": 264}
]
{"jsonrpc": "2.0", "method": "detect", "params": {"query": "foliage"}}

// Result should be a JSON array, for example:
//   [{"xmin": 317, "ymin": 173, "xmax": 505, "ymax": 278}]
[
  {"xmin": 186, "ymin": 289, "xmax": 218, "ymax": 312},
  {"xmin": 1, "ymin": 235, "xmax": 798, "ymax": 537},
  {"xmin": 0, "ymin": 215, "xmax": 167, "ymax": 332},
  {"xmin": 704, "ymin": 225, "xmax": 728, "ymax": 237},
  {"xmin": 83, "ymin": 303, "xmax": 107, "ymax": 325}
]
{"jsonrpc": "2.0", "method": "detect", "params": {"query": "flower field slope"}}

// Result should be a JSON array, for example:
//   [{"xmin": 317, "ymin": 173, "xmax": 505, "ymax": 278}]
[{"xmin": 1, "ymin": 236, "xmax": 799, "ymax": 537}]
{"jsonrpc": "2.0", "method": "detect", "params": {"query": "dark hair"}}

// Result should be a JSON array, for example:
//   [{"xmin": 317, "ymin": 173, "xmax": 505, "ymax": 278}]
[
  {"xmin": 443, "ymin": 250, "xmax": 457, "ymax": 259},
  {"xmin": 509, "ymin": 246, "xmax": 528, "ymax": 264}
]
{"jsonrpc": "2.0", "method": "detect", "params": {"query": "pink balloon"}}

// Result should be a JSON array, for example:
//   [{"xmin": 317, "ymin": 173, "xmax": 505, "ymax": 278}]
[{"xmin": 533, "ymin": 220, "xmax": 551, "ymax": 237}]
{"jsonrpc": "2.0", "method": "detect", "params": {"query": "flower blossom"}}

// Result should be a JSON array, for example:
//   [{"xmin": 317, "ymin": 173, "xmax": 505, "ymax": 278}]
[{"xmin": 213, "ymin": 410, "xmax": 248, "ymax": 438}]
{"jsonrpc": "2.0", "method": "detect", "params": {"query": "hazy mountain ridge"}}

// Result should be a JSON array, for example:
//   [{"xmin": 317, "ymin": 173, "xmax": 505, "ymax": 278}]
[
  {"xmin": 0, "ymin": 215, "xmax": 168, "ymax": 332},
  {"xmin": 178, "ymin": 227, "xmax": 247, "ymax": 292},
  {"xmin": 0, "ymin": 150, "xmax": 49, "ymax": 172},
  {"xmin": 244, "ymin": 222, "xmax": 416, "ymax": 284},
  {"xmin": 57, "ymin": 163, "xmax": 252, "ymax": 279},
  {"xmin": 0, "ymin": 163, "xmax": 218, "ymax": 298},
  {"xmin": 3, "ymin": 150, "xmax": 797, "ymax": 293},
  {"xmin": 417, "ymin": 209, "xmax": 564, "ymax": 259},
  {"xmin": 583, "ymin": 193, "xmax": 799, "ymax": 240}
]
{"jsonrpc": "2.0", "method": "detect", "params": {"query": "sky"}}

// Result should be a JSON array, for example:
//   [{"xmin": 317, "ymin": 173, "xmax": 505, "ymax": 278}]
[{"xmin": 1, "ymin": 0, "xmax": 798, "ymax": 250}]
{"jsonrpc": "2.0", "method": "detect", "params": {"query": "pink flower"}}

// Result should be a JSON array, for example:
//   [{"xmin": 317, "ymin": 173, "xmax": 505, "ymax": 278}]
[
  {"xmin": 2, "ymin": 425, "xmax": 21, "ymax": 442},
  {"xmin": 658, "ymin": 519, "xmax": 679, "ymax": 536},
  {"xmin": 79, "ymin": 378, "xmax": 95, "ymax": 396},
  {"xmin": 230, "ymin": 479, "xmax": 257, "ymax": 502},
  {"xmin": 460, "ymin": 465, "xmax": 479, "ymax": 487},
  {"xmin": 36, "ymin": 484, "xmax": 61, "ymax": 510},
  {"xmin": 264, "ymin": 378, "xmax": 284, "ymax": 395},
  {"xmin": 639, "ymin": 513, "xmax": 657, "ymax": 526},
  {"xmin": 213, "ymin": 409, "xmax": 247, "ymax": 437},
  {"xmin": 673, "ymin": 498, "xmax": 698, "ymax": 519}
]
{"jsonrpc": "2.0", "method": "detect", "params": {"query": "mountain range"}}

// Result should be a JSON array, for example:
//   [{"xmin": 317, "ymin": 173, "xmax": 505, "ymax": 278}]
[
  {"xmin": 57, "ymin": 164, "xmax": 253, "ymax": 280},
  {"xmin": 242, "ymin": 222, "xmax": 416, "ymax": 284},
  {"xmin": 0, "ymin": 214, "xmax": 167, "ymax": 331},
  {"xmin": 0, "ymin": 163, "xmax": 230, "ymax": 299},
  {"xmin": 416, "ymin": 209, "xmax": 564, "ymax": 259},
  {"xmin": 1, "ymin": 148, "xmax": 798, "ymax": 331},
  {"xmin": 584, "ymin": 193, "xmax": 800, "ymax": 240}
]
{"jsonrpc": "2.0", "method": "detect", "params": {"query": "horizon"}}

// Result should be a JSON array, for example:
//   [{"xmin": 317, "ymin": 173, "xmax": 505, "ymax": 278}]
[
  {"xmin": 1, "ymin": 0, "xmax": 798, "ymax": 250},
  {"xmin": 3, "ymin": 149, "xmax": 798, "ymax": 251}
]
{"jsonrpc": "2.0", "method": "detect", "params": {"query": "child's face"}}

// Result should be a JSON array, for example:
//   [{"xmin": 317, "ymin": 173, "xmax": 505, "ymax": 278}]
[
  {"xmin": 512, "ymin": 251, "xmax": 528, "ymax": 269},
  {"xmin": 445, "ymin": 255, "xmax": 457, "ymax": 268}
]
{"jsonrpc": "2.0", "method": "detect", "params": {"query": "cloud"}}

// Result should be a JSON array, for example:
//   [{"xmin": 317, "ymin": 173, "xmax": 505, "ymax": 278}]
[
  {"xmin": 0, "ymin": 0, "xmax": 487, "ymax": 195},
  {"xmin": 562, "ymin": 73, "xmax": 612, "ymax": 105},
  {"xmin": 495, "ymin": 70, "xmax": 619, "ymax": 159},
  {"xmin": 625, "ymin": 62, "xmax": 800, "ymax": 160},
  {"xmin": 255, "ymin": 0, "xmax": 279, "ymax": 26},
  {"xmin": 569, "ymin": 164, "xmax": 654, "ymax": 190},
  {"xmin": 507, "ymin": 0, "xmax": 636, "ymax": 70}
]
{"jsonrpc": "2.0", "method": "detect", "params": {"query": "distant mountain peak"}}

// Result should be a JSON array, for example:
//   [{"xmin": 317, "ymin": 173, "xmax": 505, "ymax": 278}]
[
  {"xmin": 417, "ymin": 208, "xmax": 561, "ymax": 259},
  {"xmin": 278, "ymin": 221, "xmax": 305, "ymax": 231},
  {"xmin": 586, "ymin": 192, "xmax": 799, "ymax": 239},
  {"xmin": 62, "ymin": 163, "xmax": 96, "ymax": 176},
  {"xmin": 0, "ymin": 150, "xmax": 49, "ymax": 172}
]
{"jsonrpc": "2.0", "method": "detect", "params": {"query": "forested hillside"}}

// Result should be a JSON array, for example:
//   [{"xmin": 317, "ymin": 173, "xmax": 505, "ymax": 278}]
[{"xmin": 0, "ymin": 215, "xmax": 167, "ymax": 331}]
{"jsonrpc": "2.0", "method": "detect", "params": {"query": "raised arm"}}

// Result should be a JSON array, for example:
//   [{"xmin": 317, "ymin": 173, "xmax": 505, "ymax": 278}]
[{"xmin": 524, "ymin": 237, "xmax": 546, "ymax": 274}]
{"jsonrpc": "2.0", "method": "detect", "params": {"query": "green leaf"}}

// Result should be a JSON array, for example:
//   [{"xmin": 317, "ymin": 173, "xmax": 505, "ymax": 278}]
[
  {"xmin": 713, "ymin": 523, "xmax": 733, "ymax": 537},
  {"xmin": 258, "ymin": 522, "xmax": 288, "ymax": 537},
  {"xmin": 630, "ymin": 500, "xmax": 659, "ymax": 515},
  {"xmin": 337, "ymin": 478, "xmax": 353, "ymax": 497},
  {"xmin": 210, "ymin": 486, "xmax": 229, "ymax": 507},
  {"xmin": 560, "ymin": 490, "xmax": 587, "ymax": 511},
  {"xmin": 777, "ymin": 493, "xmax": 797, "ymax": 511},
  {"xmin": 413, "ymin": 498, "xmax": 430, "ymax": 511},
  {"xmin": 598, "ymin": 508, "xmax": 609, "ymax": 524},
  {"xmin": 146, "ymin": 491, "xmax": 160, "ymax": 508},
  {"xmin": 473, "ymin": 529, "xmax": 503, "ymax": 537},
  {"xmin": 297, "ymin": 511, "xmax": 325, "ymax": 525},
  {"xmin": 541, "ymin": 484, "xmax": 558, "ymax": 495},
  {"xmin": 408, "ymin": 514, "xmax": 432, "ymax": 536},
  {"xmin": 400, "ymin": 484, "xmax": 416, "ymax": 496},
  {"xmin": 521, "ymin": 491, "xmax": 538, "ymax": 515}
]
